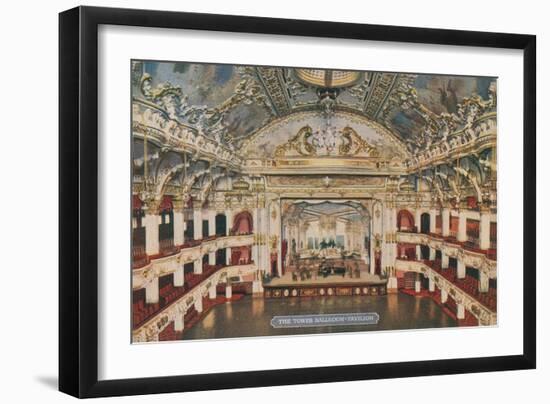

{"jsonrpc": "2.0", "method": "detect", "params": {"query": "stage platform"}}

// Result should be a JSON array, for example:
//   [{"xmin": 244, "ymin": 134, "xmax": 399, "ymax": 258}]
[{"xmin": 263, "ymin": 272, "xmax": 387, "ymax": 298}]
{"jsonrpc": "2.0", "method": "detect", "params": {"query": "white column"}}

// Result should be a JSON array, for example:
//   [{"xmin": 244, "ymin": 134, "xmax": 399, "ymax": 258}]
[
  {"xmin": 145, "ymin": 277, "xmax": 159, "ymax": 304},
  {"xmin": 208, "ymin": 210, "xmax": 216, "ymax": 237},
  {"xmin": 415, "ymin": 210, "xmax": 422, "ymax": 233},
  {"xmin": 225, "ymin": 285, "xmax": 232, "ymax": 299},
  {"xmin": 260, "ymin": 207, "xmax": 270, "ymax": 272},
  {"xmin": 174, "ymin": 313, "xmax": 184, "ymax": 332},
  {"xmin": 416, "ymin": 245, "xmax": 421, "ymax": 260},
  {"xmin": 193, "ymin": 208, "xmax": 203, "ymax": 240},
  {"xmin": 144, "ymin": 213, "xmax": 160, "ymax": 255},
  {"xmin": 441, "ymin": 288, "xmax": 448, "ymax": 303},
  {"xmin": 457, "ymin": 210, "xmax": 467, "ymax": 242},
  {"xmin": 479, "ymin": 210, "xmax": 491, "ymax": 250},
  {"xmin": 479, "ymin": 271, "xmax": 489, "ymax": 293},
  {"xmin": 208, "ymin": 251, "xmax": 216, "ymax": 265},
  {"xmin": 226, "ymin": 247, "xmax": 231, "ymax": 265},
  {"xmin": 414, "ymin": 279, "xmax": 421, "ymax": 293},
  {"xmin": 441, "ymin": 252, "xmax": 449, "ymax": 269},
  {"xmin": 429, "ymin": 247, "xmax": 436, "ymax": 261},
  {"xmin": 194, "ymin": 258, "xmax": 202, "ymax": 275},
  {"xmin": 429, "ymin": 208, "xmax": 437, "ymax": 233},
  {"xmin": 225, "ymin": 209, "xmax": 233, "ymax": 236},
  {"xmin": 442, "ymin": 207, "xmax": 450, "ymax": 237},
  {"xmin": 173, "ymin": 211, "xmax": 184, "ymax": 246},
  {"xmin": 457, "ymin": 303, "xmax": 465, "ymax": 320},
  {"xmin": 252, "ymin": 209, "xmax": 259, "ymax": 264},
  {"xmin": 457, "ymin": 259, "xmax": 466, "ymax": 279},
  {"xmin": 208, "ymin": 285, "xmax": 216, "ymax": 299},
  {"xmin": 195, "ymin": 297, "xmax": 203, "ymax": 313},
  {"xmin": 369, "ymin": 246, "xmax": 376, "ymax": 274},
  {"xmin": 173, "ymin": 264, "xmax": 184, "ymax": 287},
  {"xmin": 428, "ymin": 277, "xmax": 435, "ymax": 292}
]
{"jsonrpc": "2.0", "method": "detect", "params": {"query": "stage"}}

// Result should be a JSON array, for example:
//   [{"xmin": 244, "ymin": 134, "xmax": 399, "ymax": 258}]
[{"xmin": 263, "ymin": 271, "xmax": 387, "ymax": 298}]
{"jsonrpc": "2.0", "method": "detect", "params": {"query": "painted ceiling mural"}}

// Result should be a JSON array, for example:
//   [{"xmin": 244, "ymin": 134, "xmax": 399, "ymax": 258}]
[{"xmin": 131, "ymin": 60, "xmax": 497, "ymax": 160}]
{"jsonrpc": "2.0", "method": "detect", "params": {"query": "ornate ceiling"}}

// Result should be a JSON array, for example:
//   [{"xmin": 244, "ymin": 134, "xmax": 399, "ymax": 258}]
[{"xmin": 131, "ymin": 61, "xmax": 497, "ymax": 160}]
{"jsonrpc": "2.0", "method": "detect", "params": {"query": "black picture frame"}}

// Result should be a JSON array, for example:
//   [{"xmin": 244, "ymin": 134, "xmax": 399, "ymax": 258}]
[{"xmin": 59, "ymin": 5, "xmax": 536, "ymax": 398}]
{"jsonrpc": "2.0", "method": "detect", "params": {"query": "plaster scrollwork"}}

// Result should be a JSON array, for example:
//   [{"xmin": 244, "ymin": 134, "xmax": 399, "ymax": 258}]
[{"xmin": 140, "ymin": 68, "xmax": 271, "ymax": 147}]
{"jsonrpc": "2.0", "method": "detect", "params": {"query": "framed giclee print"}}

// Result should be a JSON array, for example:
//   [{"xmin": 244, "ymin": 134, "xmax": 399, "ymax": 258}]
[{"xmin": 59, "ymin": 6, "xmax": 536, "ymax": 398}]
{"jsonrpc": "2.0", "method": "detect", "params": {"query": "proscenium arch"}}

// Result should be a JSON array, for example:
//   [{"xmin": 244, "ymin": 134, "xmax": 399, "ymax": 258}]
[{"xmin": 239, "ymin": 110, "xmax": 412, "ymax": 160}]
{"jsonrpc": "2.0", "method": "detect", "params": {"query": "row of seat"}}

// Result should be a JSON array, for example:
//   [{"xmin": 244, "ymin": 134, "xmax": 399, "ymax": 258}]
[
  {"xmin": 426, "ymin": 260, "xmax": 497, "ymax": 311},
  {"xmin": 133, "ymin": 264, "xmax": 228, "ymax": 328}
]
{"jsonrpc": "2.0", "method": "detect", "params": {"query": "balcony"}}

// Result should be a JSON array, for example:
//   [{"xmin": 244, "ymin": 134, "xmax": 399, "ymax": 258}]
[
  {"xmin": 423, "ymin": 260, "xmax": 497, "ymax": 312},
  {"xmin": 133, "ymin": 263, "xmax": 226, "ymax": 329},
  {"xmin": 398, "ymin": 231, "xmax": 496, "ymax": 263}
]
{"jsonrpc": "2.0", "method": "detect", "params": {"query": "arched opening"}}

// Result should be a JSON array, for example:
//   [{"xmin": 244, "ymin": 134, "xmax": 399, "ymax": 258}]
[
  {"xmin": 159, "ymin": 196, "xmax": 176, "ymax": 255},
  {"xmin": 230, "ymin": 246, "xmax": 252, "ymax": 265},
  {"xmin": 420, "ymin": 245, "xmax": 430, "ymax": 260},
  {"xmin": 215, "ymin": 248, "xmax": 226, "ymax": 266},
  {"xmin": 215, "ymin": 213, "xmax": 227, "ymax": 237},
  {"xmin": 397, "ymin": 209, "xmax": 415, "ymax": 232},
  {"xmin": 231, "ymin": 211, "xmax": 253, "ymax": 235},
  {"xmin": 420, "ymin": 212, "xmax": 430, "ymax": 234}
]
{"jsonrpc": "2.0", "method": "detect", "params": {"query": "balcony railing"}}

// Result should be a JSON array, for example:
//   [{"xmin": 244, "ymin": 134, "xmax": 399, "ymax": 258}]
[
  {"xmin": 133, "ymin": 263, "xmax": 227, "ymax": 328},
  {"xmin": 397, "ymin": 231, "xmax": 496, "ymax": 263}
]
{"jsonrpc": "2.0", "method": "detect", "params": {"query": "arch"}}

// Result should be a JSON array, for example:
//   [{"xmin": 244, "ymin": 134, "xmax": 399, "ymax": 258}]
[
  {"xmin": 397, "ymin": 209, "xmax": 415, "ymax": 232},
  {"xmin": 420, "ymin": 212, "xmax": 430, "ymax": 234},
  {"xmin": 215, "ymin": 213, "xmax": 227, "ymax": 236},
  {"xmin": 231, "ymin": 211, "xmax": 253, "ymax": 235}
]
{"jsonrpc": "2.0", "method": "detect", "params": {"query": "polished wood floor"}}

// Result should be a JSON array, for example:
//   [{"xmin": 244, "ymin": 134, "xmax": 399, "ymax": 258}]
[{"xmin": 181, "ymin": 293, "xmax": 458, "ymax": 340}]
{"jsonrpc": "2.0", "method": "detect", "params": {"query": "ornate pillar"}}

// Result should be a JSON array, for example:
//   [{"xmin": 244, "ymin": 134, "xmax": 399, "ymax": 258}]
[
  {"xmin": 416, "ymin": 245, "xmax": 422, "ymax": 261},
  {"xmin": 429, "ymin": 207, "xmax": 437, "ymax": 233},
  {"xmin": 479, "ymin": 271, "xmax": 489, "ymax": 293},
  {"xmin": 479, "ymin": 209, "xmax": 491, "ymax": 250},
  {"xmin": 428, "ymin": 206, "xmax": 437, "ymax": 259},
  {"xmin": 225, "ymin": 207, "xmax": 233, "ymax": 236},
  {"xmin": 442, "ymin": 207, "xmax": 450, "ymax": 237},
  {"xmin": 415, "ymin": 209, "xmax": 422, "ymax": 233},
  {"xmin": 208, "ymin": 209, "xmax": 216, "ymax": 238},
  {"xmin": 208, "ymin": 251, "xmax": 216, "ymax": 265},
  {"xmin": 208, "ymin": 285, "xmax": 216, "ymax": 299},
  {"xmin": 429, "ymin": 246, "xmax": 436, "ymax": 261},
  {"xmin": 428, "ymin": 276, "xmax": 435, "ymax": 292},
  {"xmin": 457, "ymin": 258, "xmax": 466, "ymax": 279},
  {"xmin": 193, "ymin": 258, "xmax": 202, "ymax": 275},
  {"xmin": 457, "ymin": 210, "xmax": 467, "ymax": 242},
  {"xmin": 174, "ymin": 311, "xmax": 185, "ymax": 332},
  {"xmin": 226, "ymin": 247, "xmax": 231, "ymax": 265},
  {"xmin": 457, "ymin": 303, "xmax": 465, "ymax": 320},
  {"xmin": 145, "ymin": 277, "xmax": 159, "ymax": 304},
  {"xmin": 261, "ymin": 205, "xmax": 270, "ymax": 273},
  {"xmin": 173, "ymin": 263, "xmax": 184, "ymax": 287},
  {"xmin": 371, "ymin": 202, "xmax": 382, "ymax": 275},
  {"xmin": 225, "ymin": 284, "xmax": 232, "ymax": 299},
  {"xmin": 144, "ymin": 204, "xmax": 160, "ymax": 256},
  {"xmin": 173, "ymin": 199, "xmax": 185, "ymax": 246},
  {"xmin": 414, "ymin": 275, "xmax": 421, "ymax": 293},
  {"xmin": 441, "ymin": 252, "xmax": 449, "ymax": 269},
  {"xmin": 252, "ymin": 208, "xmax": 259, "ymax": 265},
  {"xmin": 195, "ymin": 297, "xmax": 203, "ymax": 313},
  {"xmin": 193, "ymin": 200, "xmax": 203, "ymax": 240}
]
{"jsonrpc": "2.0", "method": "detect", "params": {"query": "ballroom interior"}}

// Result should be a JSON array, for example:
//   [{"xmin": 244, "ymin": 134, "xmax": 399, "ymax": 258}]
[{"xmin": 131, "ymin": 62, "xmax": 497, "ymax": 342}]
